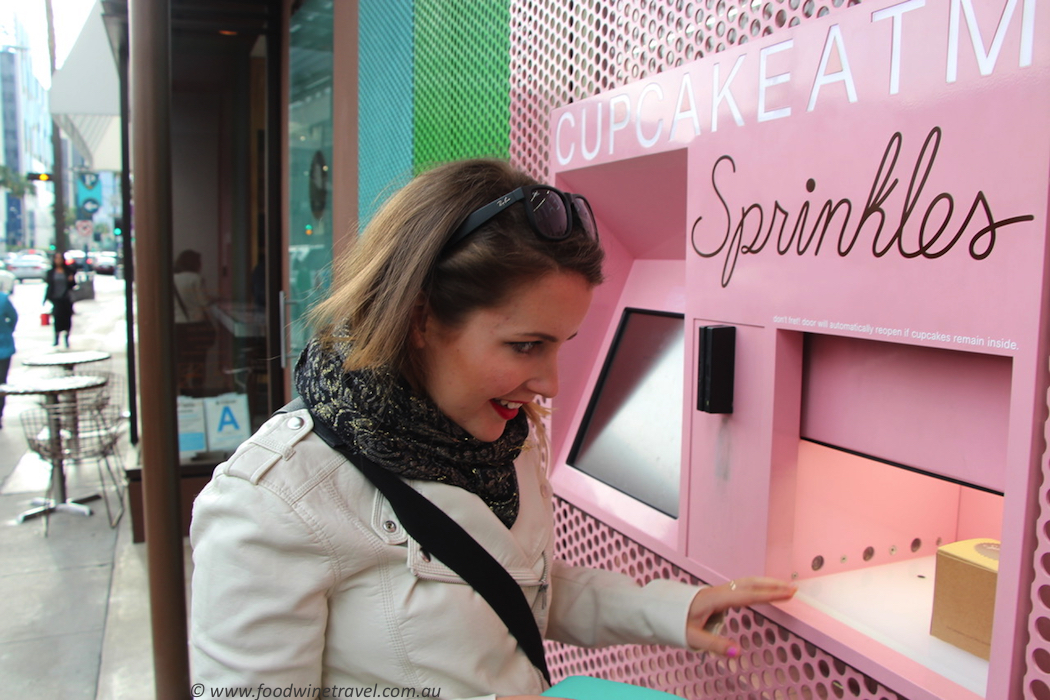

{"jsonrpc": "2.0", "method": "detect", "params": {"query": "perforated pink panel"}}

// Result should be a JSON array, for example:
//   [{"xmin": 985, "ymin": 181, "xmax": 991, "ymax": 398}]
[
  {"xmin": 511, "ymin": 0, "xmax": 906, "ymax": 697},
  {"xmin": 509, "ymin": 1, "xmax": 1050, "ymax": 698},
  {"xmin": 1023, "ymin": 363, "xmax": 1050, "ymax": 700},
  {"xmin": 509, "ymin": 0, "xmax": 861, "ymax": 182},
  {"xmin": 547, "ymin": 498, "xmax": 905, "ymax": 699}
]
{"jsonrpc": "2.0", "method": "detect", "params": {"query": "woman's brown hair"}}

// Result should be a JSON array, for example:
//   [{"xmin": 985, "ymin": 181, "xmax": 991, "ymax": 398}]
[
  {"xmin": 309, "ymin": 158, "xmax": 604, "ymax": 385},
  {"xmin": 174, "ymin": 249, "xmax": 202, "ymax": 274}
]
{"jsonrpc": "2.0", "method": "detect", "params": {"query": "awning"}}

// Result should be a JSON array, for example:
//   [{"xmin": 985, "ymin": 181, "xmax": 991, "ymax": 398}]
[{"xmin": 49, "ymin": 0, "xmax": 121, "ymax": 172}]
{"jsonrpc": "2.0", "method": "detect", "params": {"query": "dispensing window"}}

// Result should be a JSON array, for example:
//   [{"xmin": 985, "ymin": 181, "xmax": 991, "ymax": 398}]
[{"xmin": 789, "ymin": 332, "xmax": 1009, "ymax": 695}]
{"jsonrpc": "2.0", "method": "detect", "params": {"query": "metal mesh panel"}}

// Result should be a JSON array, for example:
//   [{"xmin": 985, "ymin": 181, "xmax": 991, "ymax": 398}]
[
  {"xmin": 548, "ymin": 498, "xmax": 905, "ymax": 699},
  {"xmin": 351, "ymin": 0, "xmax": 1050, "ymax": 694},
  {"xmin": 1023, "ymin": 364, "xmax": 1050, "ymax": 699},
  {"xmin": 504, "ymin": 1, "xmax": 1008, "ymax": 697},
  {"xmin": 413, "ymin": 0, "xmax": 512, "ymax": 169},
  {"xmin": 358, "ymin": 0, "xmax": 415, "ymax": 227},
  {"xmin": 509, "ymin": 0, "xmax": 860, "ymax": 181}
]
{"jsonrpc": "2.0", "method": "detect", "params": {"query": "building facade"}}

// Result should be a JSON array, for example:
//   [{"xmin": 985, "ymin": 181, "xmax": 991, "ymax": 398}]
[{"xmin": 0, "ymin": 15, "xmax": 54, "ymax": 251}]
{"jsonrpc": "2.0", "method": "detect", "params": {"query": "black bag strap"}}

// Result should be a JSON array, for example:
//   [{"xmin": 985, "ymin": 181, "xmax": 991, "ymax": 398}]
[
  {"xmin": 173, "ymin": 283, "xmax": 194, "ymax": 321},
  {"xmin": 277, "ymin": 398, "xmax": 551, "ymax": 684},
  {"xmin": 172, "ymin": 284, "xmax": 189, "ymax": 317},
  {"xmin": 173, "ymin": 283, "xmax": 213, "ymax": 329}
]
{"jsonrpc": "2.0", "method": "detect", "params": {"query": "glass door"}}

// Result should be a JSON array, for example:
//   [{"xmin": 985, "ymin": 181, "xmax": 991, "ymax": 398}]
[{"xmin": 286, "ymin": 0, "xmax": 333, "ymax": 373}]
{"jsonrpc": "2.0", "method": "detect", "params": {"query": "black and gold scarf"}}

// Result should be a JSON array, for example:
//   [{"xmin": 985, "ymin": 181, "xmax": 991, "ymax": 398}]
[{"xmin": 294, "ymin": 338, "xmax": 527, "ymax": 528}]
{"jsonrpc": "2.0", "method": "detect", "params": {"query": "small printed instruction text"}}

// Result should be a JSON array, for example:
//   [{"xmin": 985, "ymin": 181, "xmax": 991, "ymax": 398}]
[{"xmin": 772, "ymin": 315, "xmax": 1018, "ymax": 351}]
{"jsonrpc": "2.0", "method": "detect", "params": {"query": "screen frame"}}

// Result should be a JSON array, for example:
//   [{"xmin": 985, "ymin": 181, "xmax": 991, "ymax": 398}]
[{"xmin": 566, "ymin": 306, "xmax": 686, "ymax": 518}]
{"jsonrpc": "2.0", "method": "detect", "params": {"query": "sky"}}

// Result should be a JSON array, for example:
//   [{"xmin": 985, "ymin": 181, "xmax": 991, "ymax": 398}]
[{"xmin": 0, "ymin": 0, "xmax": 96, "ymax": 88}]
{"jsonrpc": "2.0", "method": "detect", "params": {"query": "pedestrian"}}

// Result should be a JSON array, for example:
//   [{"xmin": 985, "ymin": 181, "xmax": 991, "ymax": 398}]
[
  {"xmin": 0, "ymin": 266, "xmax": 15, "ymax": 294},
  {"xmin": 173, "ymin": 249, "xmax": 216, "ymax": 395},
  {"xmin": 44, "ymin": 251, "xmax": 76, "ymax": 348},
  {"xmin": 0, "ymin": 287, "xmax": 16, "ymax": 427},
  {"xmin": 189, "ymin": 159, "xmax": 796, "ymax": 699}
]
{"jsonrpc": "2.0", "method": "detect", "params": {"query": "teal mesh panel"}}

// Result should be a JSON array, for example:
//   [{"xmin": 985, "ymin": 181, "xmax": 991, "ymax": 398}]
[
  {"xmin": 412, "ymin": 0, "xmax": 511, "ymax": 170},
  {"xmin": 358, "ymin": 0, "xmax": 415, "ymax": 228}
]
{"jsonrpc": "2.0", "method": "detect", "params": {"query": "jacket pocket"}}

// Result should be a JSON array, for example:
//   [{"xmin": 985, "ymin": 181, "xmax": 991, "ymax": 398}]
[
  {"xmin": 369, "ymin": 491, "xmax": 409, "ymax": 546},
  {"xmin": 406, "ymin": 537, "xmax": 547, "ymax": 589}
]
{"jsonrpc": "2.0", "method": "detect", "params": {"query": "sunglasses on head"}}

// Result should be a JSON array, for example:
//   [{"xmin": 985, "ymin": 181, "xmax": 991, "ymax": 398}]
[{"xmin": 442, "ymin": 184, "xmax": 599, "ymax": 256}]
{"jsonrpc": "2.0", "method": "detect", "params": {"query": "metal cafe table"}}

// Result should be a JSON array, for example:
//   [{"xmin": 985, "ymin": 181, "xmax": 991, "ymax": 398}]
[
  {"xmin": 0, "ymin": 374, "xmax": 109, "ymax": 523},
  {"xmin": 22, "ymin": 349, "xmax": 111, "ymax": 374}
]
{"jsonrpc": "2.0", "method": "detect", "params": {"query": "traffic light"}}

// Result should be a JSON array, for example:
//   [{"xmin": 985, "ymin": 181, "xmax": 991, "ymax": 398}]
[
  {"xmin": 113, "ymin": 218, "xmax": 123, "ymax": 237},
  {"xmin": 27, "ymin": 172, "xmax": 52, "ymax": 181}
]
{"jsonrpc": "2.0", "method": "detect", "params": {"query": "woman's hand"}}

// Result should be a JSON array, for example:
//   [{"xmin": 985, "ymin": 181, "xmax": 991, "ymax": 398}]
[{"xmin": 686, "ymin": 576, "xmax": 797, "ymax": 657}]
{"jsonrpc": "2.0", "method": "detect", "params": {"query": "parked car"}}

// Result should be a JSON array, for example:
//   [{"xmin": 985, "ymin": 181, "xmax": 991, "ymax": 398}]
[
  {"xmin": 94, "ymin": 252, "xmax": 118, "ymax": 275},
  {"xmin": 64, "ymin": 249, "xmax": 96, "ymax": 272},
  {"xmin": 6, "ymin": 253, "xmax": 49, "ymax": 281}
]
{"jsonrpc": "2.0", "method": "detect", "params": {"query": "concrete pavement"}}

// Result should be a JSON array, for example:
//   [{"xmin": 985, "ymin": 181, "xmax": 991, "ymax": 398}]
[{"xmin": 0, "ymin": 273, "xmax": 158, "ymax": 699}]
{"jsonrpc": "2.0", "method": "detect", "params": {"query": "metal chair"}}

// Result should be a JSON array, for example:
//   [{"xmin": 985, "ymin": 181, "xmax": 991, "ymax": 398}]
[
  {"xmin": 19, "ymin": 401, "xmax": 126, "ymax": 531},
  {"xmin": 73, "ymin": 369, "xmax": 129, "ymax": 428}
]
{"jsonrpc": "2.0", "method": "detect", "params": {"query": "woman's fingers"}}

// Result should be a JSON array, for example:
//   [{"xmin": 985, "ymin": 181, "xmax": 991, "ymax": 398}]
[
  {"xmin": 688, "ymin": 627, "xmax": 739, "ymax": 658},
  {"xmin": 686, "ymin": 577, "xmax": 797, "ymax": 655},
  {"xmin": 721, "ymin": 576, "xmax": 798, "ymax": 604}
]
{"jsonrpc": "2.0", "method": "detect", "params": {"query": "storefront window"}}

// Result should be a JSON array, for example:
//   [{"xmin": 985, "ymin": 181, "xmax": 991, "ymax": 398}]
[
  {"xmin": 287, "ymin": 0, "xmax": 334, "ymax": 370},
  {"xmin": 169, "ymin": 30, "xmax": 273, "ymax": 465}
]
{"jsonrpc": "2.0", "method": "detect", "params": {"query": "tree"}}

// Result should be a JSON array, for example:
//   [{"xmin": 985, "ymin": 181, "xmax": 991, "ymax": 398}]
[{"xmin": 0, "ymin": 165, "xmax": 32, "ymax": 198}]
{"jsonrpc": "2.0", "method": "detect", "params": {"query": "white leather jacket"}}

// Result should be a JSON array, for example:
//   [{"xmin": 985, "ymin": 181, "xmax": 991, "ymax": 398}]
[{"xmin": 190, "ymin": 408, "xmax": 702, "ymax": 699}]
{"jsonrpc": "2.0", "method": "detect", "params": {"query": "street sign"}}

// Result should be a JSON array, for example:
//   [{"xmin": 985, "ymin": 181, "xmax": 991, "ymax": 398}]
[{"xmin": 75, "ymin": 172, "xmax": 102, "ymax": 221}]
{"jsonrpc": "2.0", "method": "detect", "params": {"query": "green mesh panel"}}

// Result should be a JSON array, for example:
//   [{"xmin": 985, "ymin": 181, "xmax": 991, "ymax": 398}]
[{"xmin": 412, "ymin": 0, "xmax": 511, "ymax": 170}]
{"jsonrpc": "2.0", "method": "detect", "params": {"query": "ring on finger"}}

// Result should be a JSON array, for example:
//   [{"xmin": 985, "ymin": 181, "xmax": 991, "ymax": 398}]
[{"xmin": 728, "ymin": 580, "xmax": 737, "ymax": 591}]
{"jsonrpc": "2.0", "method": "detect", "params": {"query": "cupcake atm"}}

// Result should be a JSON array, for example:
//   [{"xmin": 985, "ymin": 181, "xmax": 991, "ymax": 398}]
[{"xmin": 544, "ymin": 1, "xmax": 1048, "ymax": 699}]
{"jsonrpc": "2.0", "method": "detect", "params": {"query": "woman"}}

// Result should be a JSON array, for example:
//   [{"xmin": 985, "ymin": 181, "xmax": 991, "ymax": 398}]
[
  {"xmin": 190, "ymin": 160, "xmax": 796, "ymax": 699},
  {"xmin": 44, "ymin": 252, "xmax": 76, "ymax": 348},
  {"xmin": 173, "ymin": 249, "xmax": 215, "ymax": 395},
  {"xmin": 0, "ymin": 287, "xmax": 17, "ymax": 427}
]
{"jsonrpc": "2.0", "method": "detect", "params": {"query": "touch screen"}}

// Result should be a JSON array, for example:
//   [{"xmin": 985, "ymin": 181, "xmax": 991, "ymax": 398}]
[{"xmin": 567, "ymin": 308, "xmax": 684, "ymax": 517}]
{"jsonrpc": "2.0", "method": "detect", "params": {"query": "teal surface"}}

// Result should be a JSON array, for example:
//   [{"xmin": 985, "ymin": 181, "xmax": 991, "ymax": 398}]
[
  {"xmin": 543, "ymin": 676, "xmax": 681, "ymax": 699},
  {"xmin": 358, "ymin": 0, "xmax": 414, "ymax": 228}
]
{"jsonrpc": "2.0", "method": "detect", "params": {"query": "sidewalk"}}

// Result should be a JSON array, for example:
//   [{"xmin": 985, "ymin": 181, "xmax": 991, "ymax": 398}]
[{"xmin": 0, "ymin": 275, "xmax": 187, "ymax": 699}]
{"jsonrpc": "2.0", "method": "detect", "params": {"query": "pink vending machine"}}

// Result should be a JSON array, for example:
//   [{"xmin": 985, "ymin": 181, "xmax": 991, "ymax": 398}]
[{"xmin": 545, "ymin": 1, "xmax": 1048, "ymax": 698}]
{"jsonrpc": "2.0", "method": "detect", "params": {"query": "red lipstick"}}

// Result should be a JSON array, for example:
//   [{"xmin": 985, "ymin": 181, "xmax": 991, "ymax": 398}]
[{"xmin": 490, "ymin": 399, "xmax": 520, "ymax": 420}]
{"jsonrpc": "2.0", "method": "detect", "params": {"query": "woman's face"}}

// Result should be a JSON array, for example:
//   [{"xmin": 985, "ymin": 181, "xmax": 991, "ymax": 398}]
[{"xmin": 415, "ymin": 270, "xmax": 594, "ymax": 442}]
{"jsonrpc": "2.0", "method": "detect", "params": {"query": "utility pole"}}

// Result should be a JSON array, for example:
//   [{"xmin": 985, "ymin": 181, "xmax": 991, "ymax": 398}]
[
  {"xmin": 45, "ymin": 0, "xmax": 66, "ymax": 252},
  {"xmin": 129, "ymin": 0, "xmax": 191, "ymax": 695}
]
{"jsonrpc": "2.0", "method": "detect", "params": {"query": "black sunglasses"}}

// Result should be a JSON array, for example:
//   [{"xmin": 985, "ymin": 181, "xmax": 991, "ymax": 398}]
[{"xmin": 442, "ymin": 185, "xmax": 599, "ymax": 255}]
